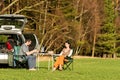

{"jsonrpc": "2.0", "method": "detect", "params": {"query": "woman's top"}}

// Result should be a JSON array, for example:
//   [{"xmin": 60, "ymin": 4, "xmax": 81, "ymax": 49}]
[{"xmin": 60, "ymin": 48, "xmax": 71, "ymax": 57}]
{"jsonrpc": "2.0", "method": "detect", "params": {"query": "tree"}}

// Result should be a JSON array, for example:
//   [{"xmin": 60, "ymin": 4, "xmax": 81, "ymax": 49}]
[
  {"xmin": 1, "ymin": 0, "xmax": 120, "ymax": 57},
  {"xmin": 96, "ymin": 0, "xmax": 116, "ymax": 58}
]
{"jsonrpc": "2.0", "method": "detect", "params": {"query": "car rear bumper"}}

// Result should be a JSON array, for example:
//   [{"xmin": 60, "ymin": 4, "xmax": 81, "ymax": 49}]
[{"xmin": 0, "ymin": 53, "xmax": 8, "ymax": 64}]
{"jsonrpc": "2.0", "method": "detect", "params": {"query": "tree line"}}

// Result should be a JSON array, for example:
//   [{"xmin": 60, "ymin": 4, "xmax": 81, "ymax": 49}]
[{"xmin": 0, "ymin": 0, "xmax": 120, "ymax": 58}]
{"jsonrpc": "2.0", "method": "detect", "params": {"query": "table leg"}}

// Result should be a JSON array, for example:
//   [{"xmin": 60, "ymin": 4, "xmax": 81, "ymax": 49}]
[
  {"xmin": 37, "ymin": 54, "xmax": 39, "ymax": 70},
  {"xmin": 48, "ymin": 57, "xmax": 50, "ymax": 70},
  {"xmin": 52, "ymin": 55, "xmax": 54, "ymax": 70}
]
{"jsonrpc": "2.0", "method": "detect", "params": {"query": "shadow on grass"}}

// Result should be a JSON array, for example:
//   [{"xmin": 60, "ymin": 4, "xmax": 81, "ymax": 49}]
[{"xmin": 0, "ymin": 64, "xmax": 9, "ymax": 68}]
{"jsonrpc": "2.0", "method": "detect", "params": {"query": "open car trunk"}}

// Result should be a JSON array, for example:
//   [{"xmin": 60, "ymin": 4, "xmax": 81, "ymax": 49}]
[{"xmin": 0, "ymin": 14, "xmax": 39, "ymax": 67}]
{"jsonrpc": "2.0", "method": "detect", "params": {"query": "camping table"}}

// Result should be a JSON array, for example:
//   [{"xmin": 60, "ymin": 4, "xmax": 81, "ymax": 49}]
[{"xmin": 36, "ymin": 52, "xmax": 54, "ymax": 70}]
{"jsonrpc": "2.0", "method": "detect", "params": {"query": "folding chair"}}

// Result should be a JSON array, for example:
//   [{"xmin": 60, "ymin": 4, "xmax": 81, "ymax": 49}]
[
  {"xmin": 14, "ymin": 55, "xmax": 28, "ymax": 68},
  {"xmin": 13, "ymin": 46, "xmax": 28, "ymax": 68},
  {"xmin": 63, "ymin": 49, "xmax": 73, "ymax": 70},
  {"xmin": 53, "ymin": 49, "xmax": 74, "ymax": 70}
]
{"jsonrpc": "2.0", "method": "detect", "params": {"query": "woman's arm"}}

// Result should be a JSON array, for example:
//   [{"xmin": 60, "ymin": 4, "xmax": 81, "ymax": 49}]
[{"xmin": 67, "ymin": 49, "xmax": 73, "ymax": 57}]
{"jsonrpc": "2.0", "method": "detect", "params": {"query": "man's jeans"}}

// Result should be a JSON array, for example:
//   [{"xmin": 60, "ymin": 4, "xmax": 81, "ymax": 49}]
[{"xmin": 26, "ymin": 55, "xmax": 36, "ymax": 69}]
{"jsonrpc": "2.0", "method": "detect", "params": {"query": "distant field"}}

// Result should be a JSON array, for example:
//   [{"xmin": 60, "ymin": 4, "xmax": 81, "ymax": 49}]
[{"xmin": 0, "ymin": 58, "xmax": 120, "ymax": 80}]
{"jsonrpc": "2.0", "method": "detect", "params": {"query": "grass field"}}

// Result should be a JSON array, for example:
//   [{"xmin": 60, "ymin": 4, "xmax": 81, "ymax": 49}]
[{"xmin": 0, "ymin": 58, "xmax": 120, "ymax": 80}]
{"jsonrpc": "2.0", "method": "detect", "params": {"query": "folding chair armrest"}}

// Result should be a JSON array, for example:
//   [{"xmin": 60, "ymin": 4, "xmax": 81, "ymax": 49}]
[
  {"xmin": 65, "ymin": 56, "xmax": 73, "ymax": 61},
  {"xmin": 13, "ymin": 54, "xmax": 26, "ymax": 57},
  {"xmin": 13, "ymin": 54, "xmax": 27, "ymax": 62},
  {"xmin": 65, "ymin": 56, "xmax": 72, "ymax": 59}
]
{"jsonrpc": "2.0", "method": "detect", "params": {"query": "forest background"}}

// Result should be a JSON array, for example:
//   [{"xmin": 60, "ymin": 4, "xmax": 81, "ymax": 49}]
[{"xmin": 0, "ymin": 0, "xmax": 120, "ymax": 58}]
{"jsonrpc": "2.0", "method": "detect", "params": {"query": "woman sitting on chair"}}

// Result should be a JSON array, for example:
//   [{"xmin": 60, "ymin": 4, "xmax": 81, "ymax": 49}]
[{"xmin": 53, "ymin": 41, "xmax": 71, "ymax": 71}]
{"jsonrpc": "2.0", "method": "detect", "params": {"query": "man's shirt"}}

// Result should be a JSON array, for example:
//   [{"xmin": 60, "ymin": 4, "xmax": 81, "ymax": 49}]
[{"xmin": 19, "ymin": 44, "xmax": 29, "ymax": 55}]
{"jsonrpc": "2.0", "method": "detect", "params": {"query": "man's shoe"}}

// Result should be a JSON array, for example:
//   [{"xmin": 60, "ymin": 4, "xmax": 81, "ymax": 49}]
[{"xmin": 29, "ymin": 68, "xmax": 36, "ymax": 71}]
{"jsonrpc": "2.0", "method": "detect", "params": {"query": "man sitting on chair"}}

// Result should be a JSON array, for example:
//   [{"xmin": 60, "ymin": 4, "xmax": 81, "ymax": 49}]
[
  {"xmin": 19, "ymin": 39, "xmax": 39, "ymax": 71},
  {"xmin": 53, "ymin": 41, "xmax": 71, "ymax": 71}
]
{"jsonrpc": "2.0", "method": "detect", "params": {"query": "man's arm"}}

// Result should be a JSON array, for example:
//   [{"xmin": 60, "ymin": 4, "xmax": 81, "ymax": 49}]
[{"xmin": 26, "ymin": 49, "xmax": 39, "ymax": 55}]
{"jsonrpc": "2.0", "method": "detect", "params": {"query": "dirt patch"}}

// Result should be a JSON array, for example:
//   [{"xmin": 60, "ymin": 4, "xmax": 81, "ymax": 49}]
[
  {"xmin": 73, "ymin": 56, "xmax": 99, "ymax": 59},
  {"xmin": 37, "ymin": 56, "xmax": 52, "ymax": 61},
  {"xmin": 37, "ymin": 55, "xmax": 97, "ymax": 61}
]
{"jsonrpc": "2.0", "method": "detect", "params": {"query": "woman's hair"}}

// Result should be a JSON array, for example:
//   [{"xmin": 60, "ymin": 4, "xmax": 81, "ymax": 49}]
[
  {"xmin": 65, "ymin": 40, "xmax": 70, "ymax": 45},
  {"xmin": 63, "ymin": 40, "xmax": 72, "ymax": 48}
]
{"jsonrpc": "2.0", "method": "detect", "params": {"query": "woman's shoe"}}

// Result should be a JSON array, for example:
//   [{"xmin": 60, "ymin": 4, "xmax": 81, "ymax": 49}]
[{"xmin": 59, "ymin": 67, "xmax": 63, "ymax": 71}]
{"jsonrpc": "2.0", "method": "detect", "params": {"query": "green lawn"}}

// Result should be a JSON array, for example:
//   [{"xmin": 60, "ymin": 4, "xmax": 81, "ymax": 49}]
[{"xmin": 0, "ymin": 58, "xmax": 120, "ymax": 80}]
